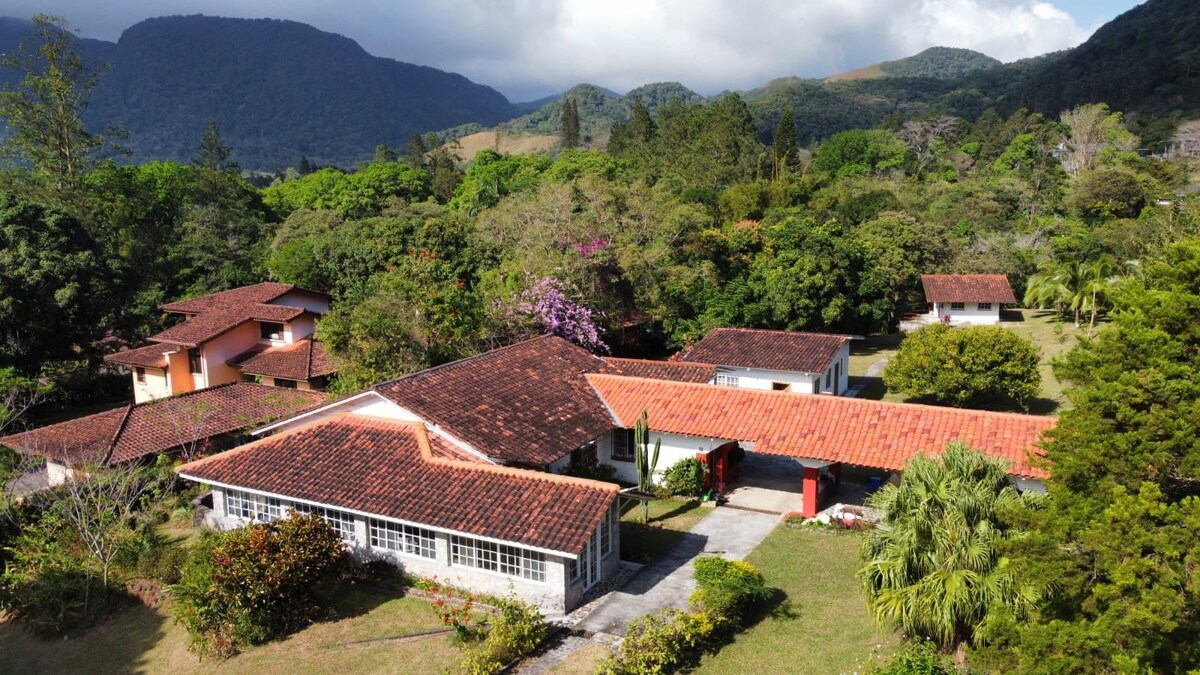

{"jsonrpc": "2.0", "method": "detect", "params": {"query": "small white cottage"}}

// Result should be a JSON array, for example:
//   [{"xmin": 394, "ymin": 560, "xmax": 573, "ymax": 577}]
[{"xmin": 920, "ymin": 274, "xmax": 1017, "ymax": 325}]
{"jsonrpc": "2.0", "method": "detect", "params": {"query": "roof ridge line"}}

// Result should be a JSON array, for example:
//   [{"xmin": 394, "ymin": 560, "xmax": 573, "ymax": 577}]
[
  {"xmin": 603, "ymin": 356, "xmax": 715, "ymax": 369},
  {"xmin": 100, "ymin": 403, "xmax": 137, "ymax": 466},
  {"xmin": 372, "ymin": 335, "xmax": 595, "ymax": 391}
]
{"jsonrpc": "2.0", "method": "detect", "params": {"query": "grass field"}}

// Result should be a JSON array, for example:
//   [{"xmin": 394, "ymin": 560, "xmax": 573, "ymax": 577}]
[
  {"xmin": 450, "ymin": 130, "xmax": 558, "ymax": 162},
  {"xmin": 848, "ymin": 309, "xmax": 1080, "ymax": 414},
  {"xmin": 0, "ymin": 584, "xmax": 461, "ymax": 674},
  {"xmin": 695, "ymin": 527, "xmax": 897, "ymax": 674},
  {"xmin": 619, "ymin": 497, "xmax": 708, "ymax": 564}
]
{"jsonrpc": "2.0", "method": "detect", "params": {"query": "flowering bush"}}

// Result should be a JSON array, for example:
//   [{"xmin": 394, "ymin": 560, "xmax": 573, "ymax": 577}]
[
  {"xmin": 569, "ymin": 237, "xmax": 612, "ymax": 257},
  {"xmin": 460, "ymin": 597, "xmax": 548, "ymax": 674},
  {"xmin": 419, "ymin": 576, "xmax": 476, "ymax": 641},
  {"xmin": 504, "ymin": 275, "xmax": 608, "ymax": 353}
]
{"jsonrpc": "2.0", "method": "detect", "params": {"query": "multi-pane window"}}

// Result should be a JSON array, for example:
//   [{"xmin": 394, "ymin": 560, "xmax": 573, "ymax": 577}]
[
  {"xmin": 295, "ymin": 503, "xmax": 357, "ymax": 542},
  {"xmin": 599, "ymin": 506, "xmax": 613, "ymax": 557},
  {"xmin": 224, "ymin": 489, "xmax": 283, "ymax": 523},
  {"xmin": 950, "ymin": 302, "xmax": 965, "ymax": 310},
  {"xmin": 135, "ymin": 367, "xmax": 146, "ymax": 383},
  {"xmin": 714, "ymin": 373, "xmax": 739, "ymax": 387},
  {"xmin": 187, "ymin": 348, "xmax": 202, "ymax": 374},
  {"xmin": 274, "ymin": 378, "xmax": 298, "ymax": 389},
  {"xmin": 260, "ymin": 321, "xmax": 285, "ymax": 340},
  {"xmin": 450, "ymin": 535, "xmax": 546, "ymax": 582},
  {"xmin": 369, "ymin": 519, "xmax": 436, "ymax": 559},
  {"xmin": 611, "ymin": 428, "xmax": 636, "ymax": 461},
  {"xmin": 571, "ymin": 441, "xmax": 597, "ymax": 467},
  {"xmin": 978, "ymin": 302, "xmax": 992, "ymax": 311}
]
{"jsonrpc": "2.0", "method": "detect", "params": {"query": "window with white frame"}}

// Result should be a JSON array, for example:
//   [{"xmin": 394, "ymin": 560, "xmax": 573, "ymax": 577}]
[
  {"xmin": 295, "ymin": 503, "xmax": 357, "ymax": 542},
  {"xmin": 450, "ymin": 535, "xmax": 546, "ymax": 582},
  {"xmin": 224, "ymin": 489, "xmax": 283, "ymax": 523},
  {"xmin": 977, "ymin": 302, "xmax": 992, "ymax": 311},
  {"xmin": 599, "ymin": 506, "xmax": 613, "ymax": 557},
  {"xmin": 714, "ymin": 373, "xmax": 739, "ymax": 387},
  {"xmin": 950, "ymin": 302, "xmax": 965, "ymax": 310},
  {"xmin": 369, "ymin": 519, "xmax": 436, "ymax": 559}
]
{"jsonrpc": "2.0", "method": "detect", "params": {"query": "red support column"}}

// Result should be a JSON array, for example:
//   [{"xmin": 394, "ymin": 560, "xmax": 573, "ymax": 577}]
[
  {"xmin": 696, "ymin": 452, "xmax": 712, "ymax": 489},
  {"xmin": 802, "ymin": 466, "xmax": 820, "ymax": 518}
]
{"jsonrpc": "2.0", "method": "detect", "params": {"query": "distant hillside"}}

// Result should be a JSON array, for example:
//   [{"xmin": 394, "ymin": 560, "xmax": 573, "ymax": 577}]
[
  {"xmin": 450, "ymin": 130, "xmax": 558, "ymax": 162},
  {"xmin": 499, "ymin": 82, "xmax": 703, "ymax": 142},
  {"xmin": 826, "ymin": 47, "xmax": 1001, "ymax": 82},
  {"xmin": 0, "ymin": 15, "xmax": 518, "ymax": 169}
]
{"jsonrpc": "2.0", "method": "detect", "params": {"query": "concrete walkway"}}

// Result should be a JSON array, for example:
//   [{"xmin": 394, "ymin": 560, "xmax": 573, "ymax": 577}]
[
  {"xmin": 844, "ymin": 357, "xmax": 888, "ymax": 398},
  {"xmin": 574, "ymin": 507, "xmax": 779, "ymax": 637}
]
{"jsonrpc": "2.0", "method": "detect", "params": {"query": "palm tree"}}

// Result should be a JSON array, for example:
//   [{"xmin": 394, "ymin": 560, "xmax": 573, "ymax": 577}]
[
  {"xmin": 1023, "ymin": 258, "xmax": 1119, "ymax": 329},
  {"xmin": 858, "ymin": 443, "xmax": 1039, "ymax": 663}
]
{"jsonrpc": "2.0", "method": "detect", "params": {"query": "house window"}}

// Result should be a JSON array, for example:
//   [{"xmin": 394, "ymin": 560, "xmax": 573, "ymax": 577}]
[
  {"xmin": 714, "ymin": 373, "xmax": 739, "ymax": 387},
  {"xmin": 772, "ymin": 382, "xmax": 790, "ymax": 392},
  {"xmin": 260, "ymin": 321, "xmax": 285, "ymax": 340},
  {"xmin": 825, "ymin": 370, "xmax": 832, "ymax": 389},
  {"xmin": 187, "ymin": 348, "xmax": 202, "ymax": 374},
  {"xmin": 600, "ymin": 506, "xmax": 613, "ymax": 557},
  {"xmin": 950, "ymin": 302, "xmax": 965, "ymax": 311},
  {"xmin": 224, "ymin": 488, "xmax": 283, "ymax": 523},
  {"xmin": 295, "ymin": 503, "xmax": 356, "ymax": 542},
  {"xmin": 135, "ymin": 367, "xmax": 146, "ymax": 384},
  {"xmin": 274, "ymin": 378, "xmax": 298, "ymax": 389},
  {"xmin": 571, "ymin": 441, "xmax": 597, "ymax": 467},
  {"xmin": 611, "ymin": 428, "xmax": 636, "ymax": 462},
  {"xmin": 450, "ymin": 535, "xmax": 546, "ymax": 582},
  {"xmin": 978, "ymin": 302, "xmax": 992, "ymax": 311},
  {"xmin": 369, "ymin": 519, "xmax": 436, "ymax": 559}
]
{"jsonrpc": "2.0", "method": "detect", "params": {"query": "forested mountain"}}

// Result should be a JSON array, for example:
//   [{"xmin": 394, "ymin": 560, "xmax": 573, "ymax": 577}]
[
  {"xmin": 0, "ymin": 15, "xmax": 518, "ymax": 169},
  {"xmin": 498, "ymin": 82, "xmax": 703, "ymax": 143},
  {"xmin": 826, "ymin": 46, "xmax": 1001, "ymax": 82}
]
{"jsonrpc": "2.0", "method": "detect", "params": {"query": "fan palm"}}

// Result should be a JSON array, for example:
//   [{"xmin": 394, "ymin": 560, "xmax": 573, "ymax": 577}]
[{"xmin": 858, "ymin": 443, "xmax": 1039, "ymax": 662}]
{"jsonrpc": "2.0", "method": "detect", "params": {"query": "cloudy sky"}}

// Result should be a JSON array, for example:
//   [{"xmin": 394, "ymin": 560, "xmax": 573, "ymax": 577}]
[{"xmin": 6, "ymin": 0, "xmax": 1143, "ymax": 101}]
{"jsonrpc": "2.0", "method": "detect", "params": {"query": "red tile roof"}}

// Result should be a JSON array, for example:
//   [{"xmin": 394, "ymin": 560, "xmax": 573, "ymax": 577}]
[
  {"xmin": 0, "ymin": 383, "xmax": 328, "ymax": 465},
  {"xmin": 600, "ymin": 358, "xmax": 717, "ymax": 383},
  {"xmin": 104, "ymin": 343, "xmax": 174, "ymax": 369},
  {"xmin": 229, "ymin": 337, "xmax": 335, "ymax": 381},
  {"xmin": 375, "ymin": 336, "xmax": 615, "ymax": 467},
  {"xmin": 149, "ymin": 304, "xmax": 309, "ymax": 347},
  {"xmin": 681, "ymin": 328, "xmax": 851, "ymax": 374},
  {"xmin": 921, "ymin": 275, "xmax": 1017, "ymax": 304},
  {"xmin": 176, "ymin": 415, "xmax": 618, "ymax": 555},
  {"xmin": 586, "ymin": 374, "xmax": 1053, "ymax": 478},
  {"xmin": 161, "ymin": 282, "xmax": 323, "ymax": 314}
]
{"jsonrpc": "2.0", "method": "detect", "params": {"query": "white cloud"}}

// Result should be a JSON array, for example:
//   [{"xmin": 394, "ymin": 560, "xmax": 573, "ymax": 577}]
[{"xmin": 4, "ymin": 0, "xmax": 1103, "ymax": 100}]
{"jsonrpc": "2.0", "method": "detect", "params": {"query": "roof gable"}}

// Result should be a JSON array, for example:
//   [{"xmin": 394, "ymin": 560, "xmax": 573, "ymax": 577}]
[
  {"xmin": 681, "ymin": 328, "xmax": 850, "ymax": 374},
  {"xmin": 161, "ymin": 282, "xmax": 306, "ymax": 314},
  {"xmin": 229, "ymin": 337, "xmax": 335, "ymax": 381},
  {"xmin": 176, "ymin": 415, "xmax": 617, "ymax": 555},
  {"xmin": 921, "ymin": 275, "xmax": 1017, "ymax": 303},
  {"xmin": 586, "ymin": 374, "xmax": 1053, "ymax": 478},
  {"xmin": 600, "ymin": 357, "xmax": 717, "ymax": 383}
]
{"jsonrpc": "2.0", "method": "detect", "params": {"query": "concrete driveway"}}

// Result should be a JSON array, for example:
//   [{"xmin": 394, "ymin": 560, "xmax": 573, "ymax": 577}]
[{"xmin": 575, "ymin": 507, "xmax": 779, "ymax": 637}]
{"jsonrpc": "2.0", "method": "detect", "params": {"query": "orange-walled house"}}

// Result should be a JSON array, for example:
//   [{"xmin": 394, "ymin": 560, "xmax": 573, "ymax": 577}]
[{"xmin": 105, "ymin": 283, "xmax": 335, "ymax": 403}]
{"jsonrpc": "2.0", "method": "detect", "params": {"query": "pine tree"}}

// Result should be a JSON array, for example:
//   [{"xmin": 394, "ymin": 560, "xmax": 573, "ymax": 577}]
[
  {"xmin": 403, "ymin": 134, "xmax": 426, "ymax": 167},
  {"xmin": 298, "ymin": 156, "xmax": 312, "ymax": 175},
  {"xmin": 561, "ymin": 98, "xmax": 580, "ymax": 149},
  {"xmin": 773, "ymin": 107, "xmax": 798, "ymax": 178},
  {"xmin": 630, "ymin": 99, "xmax": 655, "ymax": 143},
  {"xmin": 193, "ymin": 119, "xmax": 234, "ymax": 171},
  {"xmin": 372, "ymin": 143, "xmax": 397, "ymax": 163}
]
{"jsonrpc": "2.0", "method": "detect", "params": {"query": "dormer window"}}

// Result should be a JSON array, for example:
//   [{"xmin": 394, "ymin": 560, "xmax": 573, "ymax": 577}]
[{"xmin": 260, "ymin": 322, "xmax": 285, "ymax": 341}]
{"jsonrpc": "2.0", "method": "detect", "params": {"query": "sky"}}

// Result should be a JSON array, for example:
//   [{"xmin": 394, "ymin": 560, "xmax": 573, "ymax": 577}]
[{"xmin": 5, "ymin": 0, "xmax": 1144, "ymax": 101}]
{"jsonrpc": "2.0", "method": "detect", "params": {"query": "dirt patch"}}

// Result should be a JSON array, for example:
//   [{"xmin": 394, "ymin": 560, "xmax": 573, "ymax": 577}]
[{"xmin": 450, "ymin": 131, "xmax": 558, "ymax": 162}]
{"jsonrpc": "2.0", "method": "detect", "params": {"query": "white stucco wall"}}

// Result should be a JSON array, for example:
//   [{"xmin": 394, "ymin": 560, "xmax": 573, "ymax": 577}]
[
  {"xmin": 275, "ymin": 290, "xmax": 331, "ymax": 315},
  {"xmin": 204, "ymin": 485, "xmax": 612, "ymax": 612},
  {"xmin": 709, "ymin": 342, "xmax": 850, "ymax": 396},
  {"xmin": 598, "ymin": 429, "xmax": 737, "ymax": 485},
  {"xmin": 284, "ymin": 314, "xmax": 316, "ymax": 342},
  {"xmin": 929, "ymin": 302, "xmax": 1001, "ymax": 325},
  {"xmin": 132, "ymin": 366, "xmax": 172, "ymax": 403}
]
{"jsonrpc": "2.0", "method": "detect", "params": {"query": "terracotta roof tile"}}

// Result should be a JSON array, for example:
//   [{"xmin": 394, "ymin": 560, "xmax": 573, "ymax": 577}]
[
  {"xmin": 1, "ymin": 383, "xmax": 328, "ymax": 465},
  {"xmin": 229, "ymin": 337, "xmax": 335, "ymax": 381},
  {"xmin": 176, "ymin": 415, "xmax": 618, "ymax": 554},
  {"xmin": 600, "ymin": 358, "xmax": 717, "ymax": 383},
  {"xmin": 921, "ymin": 275, "xmax": 1017, "ymax": 304},
  {"xmin": 149, "ymin": 304, "xmax": 308, "ymax": 347},
  {"xmin": 161, "ymin": 282, "xmax": 315, "ymax": 313},
  {"xmin": 374, "ymin": 336, "xmax": 614, "ymax": 467},
  {"xmin": 681, "ymin": 328, "xmax": 851, "ymax": 374},
  {"xmin": 104, "ymin": 343, "xmax": 174, "ymax": 369},
  {"xmin": 586, "ymin": 374, "xmax": 1053, "ymax": 478}
]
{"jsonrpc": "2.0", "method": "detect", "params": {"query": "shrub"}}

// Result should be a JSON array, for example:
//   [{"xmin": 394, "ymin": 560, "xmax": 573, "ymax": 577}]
[
  {"xmin": 172, "ymin": 513, "xmax": 350, "ymax": 659},
  {"xmin": 690, "ymin": 556, "xmax": 770, "ymax": 625},
  {"xmin": 563, "ymin": 462, "xmax": 618, "ymax": 482},
  {"xmin": 135, "ymin": 544, "xmax": 189, "ymax": 584},
  {"xmin": 598, "ymin": 608, "xmax": 717, "ymax": 675},
  {"xmin": 661, "ymin": 458, "xmax": 708, "ymax": 497},
  {"xmin": 460, "ymin": 597, "xmax": 548, "ymax": 674},
  {"xmin": 873, "ymin": 639, "xmax": 957, "ymax": 674}
]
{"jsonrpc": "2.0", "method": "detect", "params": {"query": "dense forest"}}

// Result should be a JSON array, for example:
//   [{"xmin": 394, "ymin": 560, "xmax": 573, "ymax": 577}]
[{"xmin": 2, "ymin": 5, "xmax": 1200, "ymax": 670}]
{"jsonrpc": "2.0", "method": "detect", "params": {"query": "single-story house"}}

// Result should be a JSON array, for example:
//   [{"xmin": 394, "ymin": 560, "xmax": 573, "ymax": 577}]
[
  {"xmin": 104, "ymin": 283, "xmax": 335, "ymax": 403},
  {"xmin": 176, "ymin": 414, "xmax": 619, "ymax": 613},
  {"xmin": 0, "ymin": 382, "xmax": 327, "ymax": 486},
  {"xmin": 680, "ymin": 327, "xmax": 852, "ymax": 395},
  {"xmin": 920, "ymin": 274, "xmax": 1017, "ymax": 325}
]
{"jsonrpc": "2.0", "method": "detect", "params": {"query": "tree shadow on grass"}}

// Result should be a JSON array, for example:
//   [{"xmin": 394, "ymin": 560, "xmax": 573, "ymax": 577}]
[{"xmin": 314, "ymin": 580, "xmax": 403, "ymax": 624}]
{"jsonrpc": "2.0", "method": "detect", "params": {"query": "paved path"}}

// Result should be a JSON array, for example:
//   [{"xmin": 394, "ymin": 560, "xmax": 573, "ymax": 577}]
[
  {"xmin": 574, "ymin": 507, "xmax": 779, "ymax": 637},
  {"xmin": 844, "ymin": 357, "xmax": 888, "ymax": 398}
]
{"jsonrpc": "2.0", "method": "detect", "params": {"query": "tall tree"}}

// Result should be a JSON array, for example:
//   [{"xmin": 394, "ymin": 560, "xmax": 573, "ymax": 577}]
[
  {"xmin": 372, "ymin": 143, "xmax": 397, "ymax": 163},
  {"xmin": 0, "ymin": 14, "xmax": 107, "ymax": 196},
  {"xmin": 192, "ymin": 119, "xmax": 234, "ymax": 171},
  {"xmin": 561, "ymin": 97, "xmax": 581, "ymax": 149},
  {"xmin": 1058, "ymin": 103, "xmax": 1138, "ymax": 177},
  {"xmin": 1023, "ymin": 258, "xmax": 1119, "ymax": 329},
  {"xmin": 772, "ymin": 106, "xmax": 798, "ymax": 178},
  {"xmin": 859, "ymin": 443, "xmax": 1038, "ymax": 664}
]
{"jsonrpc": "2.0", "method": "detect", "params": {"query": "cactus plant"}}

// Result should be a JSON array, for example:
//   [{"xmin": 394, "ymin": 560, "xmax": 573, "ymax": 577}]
[{"xmin": 634, "ymin": 409, "xmax": 660, "ymax": 523}]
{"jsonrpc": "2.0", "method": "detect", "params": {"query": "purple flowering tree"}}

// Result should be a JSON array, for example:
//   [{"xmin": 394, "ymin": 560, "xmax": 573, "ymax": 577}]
[{"xmin": 506, "ymin": 275, "xmax": 608, "ymax": 353}]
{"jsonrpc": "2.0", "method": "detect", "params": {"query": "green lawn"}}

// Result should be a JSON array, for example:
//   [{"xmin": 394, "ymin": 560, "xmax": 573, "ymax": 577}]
[
  {"xmin": 695, "ymin": 527, "xmax": 898, "ymax": 674},
  {"xmin": 849, "ymin": 309, "xmax": 1080, "ymax": 415},
  {"xmin": 0, "ymin": 584, "xmax": 462, "ymax": 674},
  {"xmin": 619, "ymin": 497, "xmax": 708, "ymax": 564}
]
